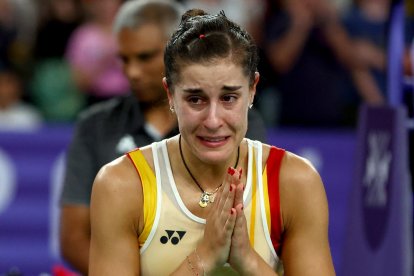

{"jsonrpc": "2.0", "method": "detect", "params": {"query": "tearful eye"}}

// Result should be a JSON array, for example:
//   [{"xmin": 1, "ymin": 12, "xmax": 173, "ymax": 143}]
[
  {"xmin": 222, "ymin": 95, "xmax": 237, "ymax": 103},
  {"xmin": 188, "ymin": 96, "xmax": 204, "ymax": 105}
]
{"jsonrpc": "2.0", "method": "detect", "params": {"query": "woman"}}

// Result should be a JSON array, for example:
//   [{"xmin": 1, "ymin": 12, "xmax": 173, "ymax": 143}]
[{"xmin": 89, "ymin": 9, "xmax": 335, "ymax": 275}]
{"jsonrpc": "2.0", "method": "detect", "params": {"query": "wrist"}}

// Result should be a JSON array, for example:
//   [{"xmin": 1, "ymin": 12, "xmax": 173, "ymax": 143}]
[
  {"xmin": 195, "ymin": 246, "xmax": 217, "ymax": 275},
  {"xmin": 233, "ymin": 248, "xmax": 259, "ymax": 276}
]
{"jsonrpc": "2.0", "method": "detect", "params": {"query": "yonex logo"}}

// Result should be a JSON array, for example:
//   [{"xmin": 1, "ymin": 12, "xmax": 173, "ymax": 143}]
[{"xmin": 160, "ymin": 230, "xmax": 186, "ymax": 245}]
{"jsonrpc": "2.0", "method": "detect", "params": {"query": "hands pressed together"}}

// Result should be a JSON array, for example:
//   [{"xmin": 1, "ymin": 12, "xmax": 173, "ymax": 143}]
[
  {"xmin": 195, "ymin": 167, "xmax": 262, "ymax": 275},
  {"xmin": 287, "ymin": 0, "xmax": 338, "ymax": 30}
]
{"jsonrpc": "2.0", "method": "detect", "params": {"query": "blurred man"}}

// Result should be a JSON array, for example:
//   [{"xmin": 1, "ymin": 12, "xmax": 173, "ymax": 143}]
[
  {"xmin": 0, "ymin": 67, "xmax": 42, "ymax": 130},
  {"xmin": 59, "ymin": 0, "xmax": 266, "ymax": 274}
]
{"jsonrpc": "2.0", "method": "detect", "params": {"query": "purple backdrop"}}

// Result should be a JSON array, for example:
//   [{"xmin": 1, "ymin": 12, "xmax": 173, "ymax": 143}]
[{"xmin": 342, "ymin": 105, "xmax": 413, "ymax": 276}]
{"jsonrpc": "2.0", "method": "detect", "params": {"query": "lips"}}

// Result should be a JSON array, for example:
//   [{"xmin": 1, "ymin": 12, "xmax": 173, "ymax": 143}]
[
  {"xmin": 199, "ymin": 136, "xmax": 228, "ymax": 142},
  {"xmin": 197, "ymin": 136, "xmax": 230, "ymax": 148}
]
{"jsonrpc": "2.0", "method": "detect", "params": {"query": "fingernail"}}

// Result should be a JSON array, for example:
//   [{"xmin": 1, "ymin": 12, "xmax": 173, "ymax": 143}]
[
  {"xmin": 238, "ymin": 168, "xmax": 242, "ymax": 180},
  {"xmin": 227, "ymin": 167, "xmax": 235, "ymax": 175}
]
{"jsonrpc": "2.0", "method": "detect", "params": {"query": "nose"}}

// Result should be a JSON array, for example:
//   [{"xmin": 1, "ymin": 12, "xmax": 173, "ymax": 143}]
[
  {"xmin": 203, "ymin": 102, "xmax": 223, "ymax": 131},
  {"xmin": 124, "ymin": 61, "xmax": 143, "ymax": 81}
]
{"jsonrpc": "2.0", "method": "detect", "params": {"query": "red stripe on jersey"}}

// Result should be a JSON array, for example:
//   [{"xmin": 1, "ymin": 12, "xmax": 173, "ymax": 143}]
[{"xmin": 266, "ymin": 146, "xmax": 285, "ymax": 255}]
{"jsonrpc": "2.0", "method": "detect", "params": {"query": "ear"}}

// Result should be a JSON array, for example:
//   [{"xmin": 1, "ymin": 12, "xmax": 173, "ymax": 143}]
[
  {"xmin": 162, "ymin": 77, "xmax": 174, "ymax": 106},
  {"xmin": 249, "ymin": 72, "xmax": 260, "ymax": 104}
]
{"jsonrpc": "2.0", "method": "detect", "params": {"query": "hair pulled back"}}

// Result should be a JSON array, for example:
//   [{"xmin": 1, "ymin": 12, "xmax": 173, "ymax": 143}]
[{"xmin": 164, "ymin": 9, "xmax": 259, "ymax": 89}]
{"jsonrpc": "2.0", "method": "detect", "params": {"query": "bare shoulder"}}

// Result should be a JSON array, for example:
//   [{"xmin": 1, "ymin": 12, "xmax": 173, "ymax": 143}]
[
  {"xmin": 93, "ymin": 155, "xmax": 141, "ymax": 198},
  {"xmin": 261, "ymin": 143, "xmax": 321, "ymax": 186},
  {"xmin": 279, "ymin": 151, "xmax": 328, "ymax": 229},
  {"xmin": 280, "ymin": 151, "xmax": 322, "ymax": 187},
  {"xmin": 91, "ymin": 154, "xmax": 146, "ymax": 232},
  {"xmin": 93, "ymin": 146, "xmax": 154, "ymax": 196}
]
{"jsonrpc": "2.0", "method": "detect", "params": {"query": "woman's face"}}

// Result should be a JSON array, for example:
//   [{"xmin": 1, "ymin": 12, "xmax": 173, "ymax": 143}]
[{"xmin": 166, "ymin": 59, "xmax": 259, "ymax": 165}]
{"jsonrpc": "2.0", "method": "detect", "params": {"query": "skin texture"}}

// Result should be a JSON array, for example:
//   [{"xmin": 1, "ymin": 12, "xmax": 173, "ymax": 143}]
[{"xmin": 89, "ymin": 59, "xmax": 335, "ymax": 275}]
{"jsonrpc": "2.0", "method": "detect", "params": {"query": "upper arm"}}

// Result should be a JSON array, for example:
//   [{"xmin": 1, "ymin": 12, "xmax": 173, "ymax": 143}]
[
  {"xmin": 279, "ymin": 153, "xmax": 335, "ymax": 275},
  {"xmin": 89, "ymin": 156, "xmax": 142, "ymax": 275},
  {"xmin": 60, "ymin": 205, "xmax": 90, "ymax": 246},
  {"xmin": 59, "ymin": 205, "xmax": 90, "ymax": 274},
  {"xmin": 59, "ymin": 117, "xmax": 100, "ymax": 273}
]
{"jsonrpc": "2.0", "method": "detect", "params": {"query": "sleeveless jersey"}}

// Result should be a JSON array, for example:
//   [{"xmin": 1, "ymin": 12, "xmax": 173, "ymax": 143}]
[{"xmin": 127, "ymin": 139, "xmax": 285, "ymax": 275}]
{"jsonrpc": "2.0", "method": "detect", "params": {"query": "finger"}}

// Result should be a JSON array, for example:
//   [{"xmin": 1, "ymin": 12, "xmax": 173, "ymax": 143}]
[
  {"xmin": 224, "ymin": 207, "xmax": 237, "ymax": 239},
  {"xmin": 233, "ymin": 168, "xmax": 244, "ymax": 208},
  {"xmin": 217, "ymin": 167, "xmax": 235, "ymax": 211},
  {"xmin": 214, "ymin": 173, "xmax": 228, "ymax": 211},
  {"xmin": 234, "ymin": 204, "xmax": 246, "ymax": 225},
  {"xmin": 207, "ymin": 171, "xmax": 228, "ymax": 220},
  {"xmin": 233, "ymin": 182, "xmax": 244, "ymax": 208},
  {"xmin": 233, "ymin": 203, "xmax": 248, "ymax": 241},
  {"xmin": 212, "ymin": 178, "xmax": 225, "ymax": 209},
  {"xmin": 220, "ymin": 183, "xmax": 236, "ymax": 224}
]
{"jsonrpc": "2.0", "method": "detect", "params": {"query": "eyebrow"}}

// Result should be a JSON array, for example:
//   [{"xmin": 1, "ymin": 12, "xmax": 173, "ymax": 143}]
[
  {"xmin": 118, "ymin": 49, "xmax": 161, "ymax": 61},
  {"xmin": 183, "ymin": 88, "xmax": 203, "ymax": 94},
  {"xmin": 135, "ymin": 49, "xmax": 161, "ymax": 60},
  {"xmin": 183, "ymin": 85, "xmax": 242, "ymax": 94},
  {"xmin": 222, "ymin": 85, "xmax": 242, "ymax": 91}
]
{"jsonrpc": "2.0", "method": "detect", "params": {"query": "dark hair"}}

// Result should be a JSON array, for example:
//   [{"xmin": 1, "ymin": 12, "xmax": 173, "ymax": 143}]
[{"xmin": 164, "ymin": 9, "xmax": 259, "ymax": 89}]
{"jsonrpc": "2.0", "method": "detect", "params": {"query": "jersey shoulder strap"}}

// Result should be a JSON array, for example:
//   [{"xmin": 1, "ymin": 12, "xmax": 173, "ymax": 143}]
[
  {"xmin": 265, "ymin": 146, "xmax": 285, "ymax": 255},
  {"xmin": 126, "ymin": 148, "xmax": 157, "ymax": 247}
]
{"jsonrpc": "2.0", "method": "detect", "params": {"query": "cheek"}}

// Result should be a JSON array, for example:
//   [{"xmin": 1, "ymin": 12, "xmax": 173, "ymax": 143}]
[
  {"xmin": 149, "ymin": 62, "xmax": 165, "ymax": 80},
  {"xmin": 177, "ymin": 109, "xmax": 198, "ymax": 128},
  {"xmin": 176, "ymin": 113, "xmax": 197, "ymax": 139},
  {"xmin": 239, "ymin": 106, "xmax": 250, "ymax": 131},
  {"xmin": 226, "ymin": 106, "xmax": 249, "ymax": 128}
]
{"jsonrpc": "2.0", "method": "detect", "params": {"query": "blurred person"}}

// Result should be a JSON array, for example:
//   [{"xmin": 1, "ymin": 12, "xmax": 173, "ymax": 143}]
[
  {"xmin": 333, "ymin": 0, "xmax": 352, "ymax": 12},
  {"xmin": 342, "ymin": 0, "xmax": 390, "ymax": 107},
  {"xmin": 65, "ymin": 0, "xmax": 129, "ymax": 106},
  {"xmin": 59, "ymin": 1, "xmax": 266, "ymax": 274},
  {"xmin": 263, "ymin": 0, "xmax": 359, "ymax": 127},
  {"xmin": 30, "ymin": 0, "xmax": 86, "ymax": 122},
  {"xmin": 34, "ymin": 0, "xmax": 83, "ymax": 60},
  {"xmin": 0, "ymin": 0, "xmax": 38, "ymax": 75},
  {"xmin": 342, "ymin": 0, "xmax": 413, "ymax": 120},
  {"xmin": 0, "ymin": 0, "xmax": 17, "ymax": 69},
  {"xmin": 182, "ymin": 0, "xmax": 266, "ymax": 43},
  {"xmin": 89, "ymin": 8, "xmax": 334, "ymax": 275},
  {"xmin": 0, "ymin": 67, "xmax": 42, "ymax": 130}
]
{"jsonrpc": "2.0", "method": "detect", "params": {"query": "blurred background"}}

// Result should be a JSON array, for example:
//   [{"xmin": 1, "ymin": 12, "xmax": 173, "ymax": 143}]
[{"xmin": 0, "ymin": 0, "xmax": 413, "ymax": 275}]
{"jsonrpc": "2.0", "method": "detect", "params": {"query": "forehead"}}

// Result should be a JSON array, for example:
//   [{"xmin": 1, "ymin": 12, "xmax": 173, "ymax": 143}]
[
  {"xmin": 117, "ymin": 23, "xmax": 167, "ymax": 53},
  {"xmin": 176, "ymin": 60, "xmax": 248, "ymax": 88}
]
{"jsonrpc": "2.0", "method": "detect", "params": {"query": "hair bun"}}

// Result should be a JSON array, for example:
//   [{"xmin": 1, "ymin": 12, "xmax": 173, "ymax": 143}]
[{"xmin": 181, "ymin": 9, "xmax": 208, "ymax": 22}]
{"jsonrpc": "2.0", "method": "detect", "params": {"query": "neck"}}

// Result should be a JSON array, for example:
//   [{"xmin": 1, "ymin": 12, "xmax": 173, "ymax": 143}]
[
  {"xmin": 143, "ymin": 102, "xmax": 177, "ymax": 137},
  {"xmin": 179, "ymin": 135, "xmax": 241, "ymax": 192}
]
